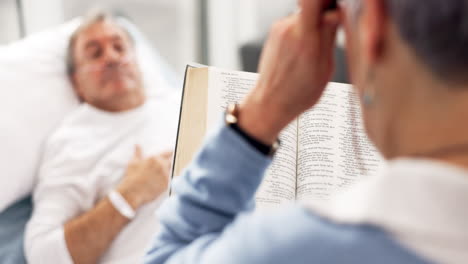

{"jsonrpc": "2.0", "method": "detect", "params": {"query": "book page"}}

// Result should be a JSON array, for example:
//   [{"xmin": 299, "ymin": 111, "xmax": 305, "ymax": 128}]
[
  {"xmin": 255, "ymin": 121, "xmax": 297, "ymax": 208},
  {"xmin": 206, "ymin": 68, "xmax": 297, "ymax": 208},
  {"xmin": 296, "ymin": 83, "xmax": 383, "ymax": 202},
  {"xmin": 206, "ymin": 68, "xmax": 258, "ymax": 128}
]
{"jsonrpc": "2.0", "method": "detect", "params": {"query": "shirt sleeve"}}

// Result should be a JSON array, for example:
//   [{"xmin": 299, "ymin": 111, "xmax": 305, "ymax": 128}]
[
  {"xmin": 25, "ymin": 185, "xmax": 79, "ymax": 264},
  {"xmin": 145, "ymin": 121, "xmax": 278, "ymax": 263},
  {"xmin": 143, "ymin": 121, "xmax": 430, "ymax": 264},
  {"xmin": 144, "ymin": 122, "xmax": 407, "ymax": 264},
  {"xmin": 25, "ymin": 223, "xmax": 73, "ymax": 264},
  {"xmin": 24, "ymin": 135, "xmax": 95, "ymax": 264}
]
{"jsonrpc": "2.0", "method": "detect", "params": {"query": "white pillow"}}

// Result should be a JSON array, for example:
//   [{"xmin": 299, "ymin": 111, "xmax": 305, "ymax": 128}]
[{"xmin": 0, "ymin": 18, "xmax": 179, "ymax": 212}]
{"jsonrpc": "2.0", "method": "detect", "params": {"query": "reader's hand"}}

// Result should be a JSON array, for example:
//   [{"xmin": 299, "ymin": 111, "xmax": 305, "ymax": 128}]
[
  {"xmin": 117, "ymin": 146, "xmax": 172, "ymax": 210},
  {"xmin": 239, "ymin": 0, "xmax": 340, "ymax": 144}
]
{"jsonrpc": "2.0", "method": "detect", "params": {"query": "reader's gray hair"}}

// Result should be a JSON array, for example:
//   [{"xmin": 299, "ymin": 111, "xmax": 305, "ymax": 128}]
[{"xmin": 346, "ymin": 0, "xmax": 468, "ymax": 84}]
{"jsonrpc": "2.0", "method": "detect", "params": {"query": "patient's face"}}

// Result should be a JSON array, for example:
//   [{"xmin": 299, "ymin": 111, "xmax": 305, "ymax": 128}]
[{"xmin": 72, "ymin": 20, "xmax": 145, "ymax": 111}]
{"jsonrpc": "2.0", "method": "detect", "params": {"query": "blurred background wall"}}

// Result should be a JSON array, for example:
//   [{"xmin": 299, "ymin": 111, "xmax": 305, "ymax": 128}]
[{"xmin": 0, "ymin": 0, "xmax": 347, "ymax": 81}]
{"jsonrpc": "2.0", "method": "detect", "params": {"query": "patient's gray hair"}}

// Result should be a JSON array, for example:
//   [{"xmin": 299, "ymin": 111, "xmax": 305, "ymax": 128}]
[
  {"xmin": 66, "ymin": 10, "xmax": 134, "ymax": 77},
  {"xmin": 345, "ymin": 0, "xmax": 468, "ymax": 84}
]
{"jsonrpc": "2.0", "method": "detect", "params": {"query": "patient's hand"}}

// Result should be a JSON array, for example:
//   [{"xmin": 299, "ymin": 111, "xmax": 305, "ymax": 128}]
[{"xmin": 117, "ymin": 146, "xmax": 173, "ymax": 210}]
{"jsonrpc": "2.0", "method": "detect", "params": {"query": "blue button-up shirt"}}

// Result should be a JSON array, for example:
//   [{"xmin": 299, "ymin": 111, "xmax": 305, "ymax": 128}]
[{"xmin": 145, "ymin": 123, "xmax": 430, "ymax": 264}]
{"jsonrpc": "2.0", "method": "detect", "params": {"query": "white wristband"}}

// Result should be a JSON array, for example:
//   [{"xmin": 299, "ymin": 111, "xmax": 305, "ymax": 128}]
[{"xmin": 108, "ymin": 190, "xmax": 136, "ymax": 219}]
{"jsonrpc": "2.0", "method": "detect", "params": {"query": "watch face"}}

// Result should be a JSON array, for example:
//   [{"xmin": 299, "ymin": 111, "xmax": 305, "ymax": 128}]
[
  {"xmin": 270, "ymin": 140, "xmax": 280, "ymax": 156},
  {"xmin": 226, "ymin": 114, "xmax": 238, "ymax": 124},
  {"xmin": 225, "ymin": 102, "xmax": 280, "ymax": 157},
  {"xmin": 225, "ymin": 103, "xmax": 239, "ymax": 124}
]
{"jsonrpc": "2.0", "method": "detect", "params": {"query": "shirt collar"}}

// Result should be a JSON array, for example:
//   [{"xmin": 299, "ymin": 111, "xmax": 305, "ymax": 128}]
[{"xmin": 303, "ymin": 158, "xmax": 468, "ymax": 263}]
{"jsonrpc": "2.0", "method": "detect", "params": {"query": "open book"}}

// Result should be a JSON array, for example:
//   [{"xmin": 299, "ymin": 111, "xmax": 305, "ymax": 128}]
[{"xmin": 173, "ymin": 65, "xmax": 383, "ymax": 208}]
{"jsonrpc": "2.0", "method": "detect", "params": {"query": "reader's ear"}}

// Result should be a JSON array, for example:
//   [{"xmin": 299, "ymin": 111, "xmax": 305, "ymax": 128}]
[{"xmin": 361, "ymin": 0, "xmax": 387, "ymax": 65}]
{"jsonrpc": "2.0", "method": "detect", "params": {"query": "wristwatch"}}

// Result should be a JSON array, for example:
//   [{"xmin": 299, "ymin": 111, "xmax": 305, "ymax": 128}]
[{"xmin": 225, "ymin": 103, "xmax": 280, "ymax": 157}]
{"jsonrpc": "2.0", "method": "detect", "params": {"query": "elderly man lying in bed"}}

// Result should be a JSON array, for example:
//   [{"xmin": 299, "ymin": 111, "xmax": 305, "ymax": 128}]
[{"xmin": 25, "ymin": 12, "xmax": 179, "ymax": 264}]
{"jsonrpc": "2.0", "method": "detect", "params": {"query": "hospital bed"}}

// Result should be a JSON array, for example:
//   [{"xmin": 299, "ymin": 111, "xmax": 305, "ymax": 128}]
[{"xmin": 0, "ymin": 16, "xmax": 180, "ymax": 263}]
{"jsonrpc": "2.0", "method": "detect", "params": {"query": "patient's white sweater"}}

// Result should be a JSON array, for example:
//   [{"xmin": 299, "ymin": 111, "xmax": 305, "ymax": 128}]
[{"xmin": 25, "ymin": 95, "xmax": 179, "ymax": 264}]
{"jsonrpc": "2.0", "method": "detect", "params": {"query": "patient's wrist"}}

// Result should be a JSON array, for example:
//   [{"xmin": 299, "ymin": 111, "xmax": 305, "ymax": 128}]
[
  {"xmin": 115, "ymin": 187, "xmax": 143, "ymax": 211},
  {"xmin": 108, "ymin": 190, "xmax": 136, "ymax": 219}
]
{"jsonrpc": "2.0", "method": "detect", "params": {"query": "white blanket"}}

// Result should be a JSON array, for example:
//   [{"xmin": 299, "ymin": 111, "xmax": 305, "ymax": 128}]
[{"xmin": 25, "ymin": 93, "xmax": 180, "ymax": 264}]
